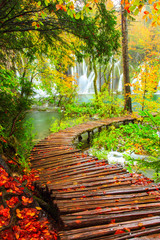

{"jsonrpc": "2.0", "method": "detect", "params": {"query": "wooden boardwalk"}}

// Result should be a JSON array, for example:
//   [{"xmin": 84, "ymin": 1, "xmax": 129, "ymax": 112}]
[{"xmin": 30, "ymin": 115, "xmax": 160, "ymax": 239}]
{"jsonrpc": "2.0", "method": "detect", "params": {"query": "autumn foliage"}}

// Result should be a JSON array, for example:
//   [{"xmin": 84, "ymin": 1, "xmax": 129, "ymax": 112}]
[{"xmin": 0, "ymin": 166, "xmax": 57, "ymax": 240}]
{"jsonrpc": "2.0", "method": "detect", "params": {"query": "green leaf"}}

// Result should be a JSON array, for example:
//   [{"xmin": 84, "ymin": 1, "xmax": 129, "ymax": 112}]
[
  {"xmin": 39, "ymin": 21, "xmax": 44, "ymax": 26},
  {"xmin": 134, "ymin": 8, "xmax": 139, "ymax": 16},
  {"xmin": 75, "ymin": 12, "xmax": 81, "ymax": 19},
  {"xmin": 44, "ymin": 0, "xmax": 49, "ymax": 6},
  {"xmin": 38, "ymin": 1, "xmax": 41, "ymax": 7},
  {"xmin": 81, "ymin": 14, "xmax": 84, "ymax": 20},
  {"xmin": 133, "ymin": 0, "xmax": 140, "ymax": 6},
  {"xmin": 129, "ymin": 5, "xmax": 136, "ymax": 12},
  {"xmin": 67, "ymin": 9, "xmax": 73, "ymax": 18}
]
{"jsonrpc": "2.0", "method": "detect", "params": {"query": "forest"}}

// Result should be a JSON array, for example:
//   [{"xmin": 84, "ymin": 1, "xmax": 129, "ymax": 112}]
[{"xmin": 0, "ymin": 0, "xmax": 160, "ymax": 239}]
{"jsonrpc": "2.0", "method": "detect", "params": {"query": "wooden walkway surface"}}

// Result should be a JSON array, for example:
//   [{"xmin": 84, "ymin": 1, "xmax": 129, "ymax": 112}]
[{"xmin": 30, "ymin": 115, "xmax": 160, "ymax": 239}]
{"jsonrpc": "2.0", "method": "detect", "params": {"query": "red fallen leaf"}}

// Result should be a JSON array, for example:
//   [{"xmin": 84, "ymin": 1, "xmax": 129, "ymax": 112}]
[
  {"xmin": 0, "ymin": 206, "xmax": 10, "ymax": 218},
  {"xmin": 110, "ymin": 219, "xmax": 116, "ymax": 224},
  {"xmin": 124, "ymin": 227, "xmax": 130, "ymax": 232},
  {"xmin": 144, "ymin": 10, "xmax": 149, "ymax": 14},
  {"xmin": 141, "ymin": 226, "xmax": 146, "ymax": 230},
  {"xmin": 75, "ymin": 220, "xmax": 81, "ymax": 224},
  {"xmin": 76, "ymin": 216, "xmax": 82, "ymax": 218},
  {"xmin": 153, "ymin": 3, "xmax": 158, "ymax": 11},
  {"xmin": 114, "ymin": 229, "xmax": 125, "ymax": 235},
  {"xmin": 96, "ymin": 207, "xmax": 102, "ymax": 210},
  {"xmin": 6, "ymin": 196, "xmax": 19, "ymax": 208},
  {"xmin": 96, "ymin": 207, "xmax": 103, "ymax": 214}
]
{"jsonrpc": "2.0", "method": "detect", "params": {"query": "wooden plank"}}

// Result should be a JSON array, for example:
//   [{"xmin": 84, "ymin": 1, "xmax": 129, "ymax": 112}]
[
  {"xmin": 59, "ymin": 216, "xmax": 160, "ymax": 240},
  {"xmin": 62, "ymin": 208, "xmax": 160, "ymax": 230},
  {"xmin": 53, "ymin": 185, "xmax": 160, "ymax": 200}
]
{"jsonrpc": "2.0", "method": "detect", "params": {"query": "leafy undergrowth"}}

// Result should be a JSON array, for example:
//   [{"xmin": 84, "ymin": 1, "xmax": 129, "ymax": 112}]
[{"xmin": 0, "ymin": 165, "xmax": 58, "ymax": 240}]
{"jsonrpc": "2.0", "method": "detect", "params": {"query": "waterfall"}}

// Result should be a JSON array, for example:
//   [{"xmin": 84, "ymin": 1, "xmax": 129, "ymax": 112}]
[
  {"xmin": 71, "ymin": 58, "xmax": 123, "ymax": 95},
  {"xmin": 71, "ymin": 59, "xmax": 95, "ymax": 94}
]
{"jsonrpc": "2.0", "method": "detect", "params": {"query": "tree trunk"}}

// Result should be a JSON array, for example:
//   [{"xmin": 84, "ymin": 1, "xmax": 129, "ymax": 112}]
[
  {"xmin": 142, "ymin": 63, "xmax": 147, "ymax": 111},
  {"xmin": 99, "ymin": 65, "xmax": 102, "ymax": 92},
  {"xmin": 121, "ymin": 4, "xmax": 132, "ymax": 113}
]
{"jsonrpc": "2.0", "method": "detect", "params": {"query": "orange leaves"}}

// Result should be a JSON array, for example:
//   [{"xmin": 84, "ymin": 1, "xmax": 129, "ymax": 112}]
[
  {"xmin": 56, "ymin": 3, "xmax": 73, "ymax": 12},
  {"xmin": 114, "ymin": 227, "xmax": 131, "ymax": 235},
  {"xmin": 138, "ymin": 222, "xmax": 143, "ymax": 227},
  {"xmin": 114, "ymin": 229, "xmax": 125, "ymax": 234},
  {"xmin": 124, "ymin": 3, "xmax": 131, "ymax": 13},
  {"xmin": 47, "ymin": 181, "xmax": 51, "ymax": 184},
  {"xmin": 16, "ymin": 208, "xmax": 37, "ymax": 219},
  {"xmin": 0, "ymin": 167, "xmax": 8, "ymax": 187},
  {"xmin": 56, "ymin": 4, "xmax": 63, "ymax": 10},
  {"xmin": 6, "ymin": 197, "xmax": 19, "ymax": 208},
  {"xmin": 0, "ymin": 206, "xmax": 10, "ymax": 218},
  {"xmin": 0, "ymin": 166, "xmax": 57, "ymax": 240},
  {"xmin": 22, "ymin": 196, "xmax": 33, "ymax": 206},
  {"xmin": 75, "ymin": 220, "xmax": 81, "ymax": 224},
  {"xmin": 153, "ymin": 2, "xmax": 158, "ymax": 11},
  {"xmin": 124, "ymin": 0, "xmax": 160, "ymax": 25},
  {"xmin": 69, "ymin": 4, "xmax": 74, "ymax": 10},
  {"xmin": 32, "ymin": 22, "xmax": 36, "ymax": 26},
  {"xmin": 124, "ymin": 227, "xmax": 131, "ymax": 232},
  {"xmin": 0, "ymin": 206, "xmax": 11, "ymax": 230}
]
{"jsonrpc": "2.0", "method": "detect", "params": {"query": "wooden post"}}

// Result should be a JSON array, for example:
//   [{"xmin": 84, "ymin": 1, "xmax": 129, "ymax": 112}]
[
  {"xmin": 78, "ymin": 135, "xmax": 82, "ymax": 142},
  {"xmin": 98, "ymin": 127, "xmax": 102, "ymax": 133},
  {"xmin": 87, "ymin": 131, "xmax": 91, "ymax": 143}
]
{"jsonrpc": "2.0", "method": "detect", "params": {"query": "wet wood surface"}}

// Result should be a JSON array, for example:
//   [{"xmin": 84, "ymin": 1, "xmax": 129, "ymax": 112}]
[{"xmin": 30, "ymin": 115, "xmax": 160, "ymax": 239}]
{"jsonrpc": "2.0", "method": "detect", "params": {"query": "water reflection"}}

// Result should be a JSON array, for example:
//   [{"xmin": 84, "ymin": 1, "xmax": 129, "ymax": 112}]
[{"xmin": 25, "ymin": 110, "xmax": 61, "ymax": 141}]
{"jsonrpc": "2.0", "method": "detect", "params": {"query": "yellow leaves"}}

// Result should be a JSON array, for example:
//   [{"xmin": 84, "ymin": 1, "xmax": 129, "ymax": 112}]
[
  {"xmin": 22, "ymin": 196, "xmax": 33, "ymax": 205},
  {"xmin": 63, "ymin": 5, "xmax": 67, "ymax": 12},
  {"xmin": 16, "ymin": 208, "xmax": 37, "ymax": 219},
  {"xmin": 32, "ymin": 22, "xmax": 36, "ymax": 27},
  {"xmin": 138, "ymin": 4, "xmax": 143, "ymax": 12},
  {"xmin": 157, "ymin": 16, "xmax": 160, "ymax": 25},
  {"xmin": 16, "ymin": 209, "xmax": 22, "ymax": 219},
  {"xmin": 69, "ymin": 4, "xmax": 74, "ymax": 10},
  {"xmin": 138, "ymin": 222, "xmax": 143, "ymax": 227},
  {"xmin": 36, "ymin": 207, "xmax": 42, "ymax": 210}
]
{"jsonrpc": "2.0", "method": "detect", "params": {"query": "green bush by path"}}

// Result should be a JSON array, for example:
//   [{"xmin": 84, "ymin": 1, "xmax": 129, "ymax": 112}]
[
  {"xmin": 90, "ymin": 113, "xmax": 160, "ymax": 179},
  {"xmin": 92, "ymin": 122, "xmax": 159, "ymax": 157}
]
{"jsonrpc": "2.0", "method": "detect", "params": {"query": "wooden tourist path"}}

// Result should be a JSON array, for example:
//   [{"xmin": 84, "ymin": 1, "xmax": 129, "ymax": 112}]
[{"xmin": 30, "ymin": 115, "xmax": 160, "ymax": 240}]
